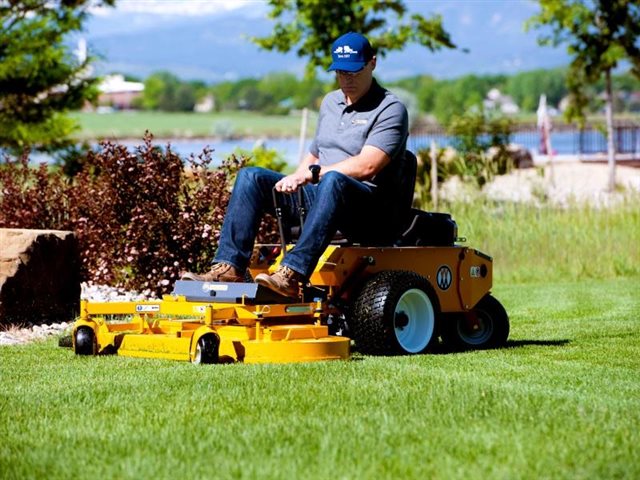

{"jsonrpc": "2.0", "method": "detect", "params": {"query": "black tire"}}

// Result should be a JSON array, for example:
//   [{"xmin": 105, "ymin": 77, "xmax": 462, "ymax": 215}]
[
  {"xmin": 441, "ymin": 294, "xmax": 509, "ymax": 350},
  {"xmin": 74, "ymin": 327, "xmax": 96, "ymax": 356},
  {"xmin": 351, "ymin": 270, "xmax": 439, "ymax": 355},
  {"xmin": 192, "ymin": 333, "xmax": 220, "ymax": 364}
]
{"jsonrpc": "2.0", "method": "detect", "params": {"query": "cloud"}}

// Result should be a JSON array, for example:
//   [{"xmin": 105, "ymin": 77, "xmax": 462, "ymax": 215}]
[
  {"xmin": 502, "ymin": 56, "xmax": 524, "ymax": 70},
  {"xmin": 92, "ymin": 0, "xmax": 265, "ymax": 17},
  {"xmin": 460, "ymin": 13, "xmax": 472, "ymax": 26}
]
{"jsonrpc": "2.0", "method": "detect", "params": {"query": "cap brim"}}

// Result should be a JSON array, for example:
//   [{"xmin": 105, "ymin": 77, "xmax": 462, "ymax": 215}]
[{"xmin": 327, "ymin": 61, "xmax": 366, "ymax": 72}]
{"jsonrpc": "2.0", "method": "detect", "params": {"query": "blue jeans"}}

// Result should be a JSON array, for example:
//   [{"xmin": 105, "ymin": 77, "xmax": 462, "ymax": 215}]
[{"xmin": 214, "ymin": 167, "xmax": 395, "ymax": 278}]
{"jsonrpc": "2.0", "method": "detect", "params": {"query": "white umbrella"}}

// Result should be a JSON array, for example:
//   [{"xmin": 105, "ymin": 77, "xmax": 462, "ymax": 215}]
[{"xmin": 537, "ymin": 94, "xmax": 555, "ymax": 184}]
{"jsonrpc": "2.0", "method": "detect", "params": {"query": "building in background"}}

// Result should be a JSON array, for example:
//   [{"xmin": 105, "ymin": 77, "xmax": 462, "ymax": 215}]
[
  {"xmin": 97, "ymin": 74, "xmax": 144, "ymax": 110},
  {"xmin": 484, "ymin": 88, "xmax": 520, "ymax": 115}
]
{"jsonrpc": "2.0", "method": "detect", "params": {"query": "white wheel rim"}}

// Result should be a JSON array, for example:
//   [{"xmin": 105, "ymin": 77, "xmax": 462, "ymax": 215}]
[
  {"xmin": 193, "ymin": 342, "xmax": 203, "ymax": 364},
  {"xmin": 394, "ymin": 288, "xmax": 435, "ymax": 353}
]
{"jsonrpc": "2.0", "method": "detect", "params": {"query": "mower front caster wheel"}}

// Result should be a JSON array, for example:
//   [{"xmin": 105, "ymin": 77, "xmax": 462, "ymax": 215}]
[
  {"xmin": 74, "ymin": 327, "xmax": 96, "ymax": 356},
  {"xmin": 351, "ymin": 270, "xmax": 439, "ymax": 355},
  {"xmin": 192, "ymin": 334, "xmax": 220, "ymax": 364},
  {"xmin": 441, "ymin": 294, "xmax": 509, "ymax": 350}
]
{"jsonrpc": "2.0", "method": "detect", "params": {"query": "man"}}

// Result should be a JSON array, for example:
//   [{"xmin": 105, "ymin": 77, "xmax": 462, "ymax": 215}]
[{"xmin": 182, "ymin": 32, "xmax": 409, "ymax": 297}]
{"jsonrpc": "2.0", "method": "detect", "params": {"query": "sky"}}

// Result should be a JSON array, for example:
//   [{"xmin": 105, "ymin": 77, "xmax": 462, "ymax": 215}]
[{"xmin": 82, "ymin": 0, "xmax": 571, "ymax": 82}]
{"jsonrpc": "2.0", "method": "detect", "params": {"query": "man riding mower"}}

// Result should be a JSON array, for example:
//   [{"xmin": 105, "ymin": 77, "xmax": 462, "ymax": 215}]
[
  {"xmin": 72, "ymin": 152, "xmax": 509, "ymax": 364},
  {"xmin": 72, "ymin": 32, "xmax": 509, "ymax": 364}
]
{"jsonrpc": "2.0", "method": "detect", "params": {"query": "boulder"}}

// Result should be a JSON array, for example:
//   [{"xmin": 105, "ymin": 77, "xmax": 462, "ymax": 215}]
[
  {"xmin": 507, "ymin": 144, "xmax": 534, "ymax": 168},
  {"xmin": 0, "ymin": 229, "xmax": 80, "ymax": 326},
  {"xmin": 487, "ymin": 144, "xmax": 534, "ymax": 169}
]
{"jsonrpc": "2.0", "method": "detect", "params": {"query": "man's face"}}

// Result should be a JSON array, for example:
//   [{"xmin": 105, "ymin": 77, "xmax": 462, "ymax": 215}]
[{"xmin": 336, "ymin": 57, "xmax": 376, "ymax": 104}]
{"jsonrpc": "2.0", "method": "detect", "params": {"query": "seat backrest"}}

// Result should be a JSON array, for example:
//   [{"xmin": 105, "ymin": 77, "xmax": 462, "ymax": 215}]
[
  {"xmin": 353, "ymin": 149, "xmax": 417, "ymax": 246},
  {"xmin": 399, "ymin": 150, "xmax": 418, "ymax": 213}
]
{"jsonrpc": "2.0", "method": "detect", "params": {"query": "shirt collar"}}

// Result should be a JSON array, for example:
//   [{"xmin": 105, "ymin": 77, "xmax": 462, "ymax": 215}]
[{"xmin": 338, "ymin": 78, "xmax": 384, "ymax": 108}]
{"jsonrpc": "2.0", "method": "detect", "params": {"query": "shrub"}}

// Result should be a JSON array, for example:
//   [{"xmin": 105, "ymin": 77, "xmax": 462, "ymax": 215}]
[
  {"xmin": 447, "ymin": 110, "xmax": 514, "ymax": 186},
  {"xmin": 234, "ymin": 144, "xmax": 289, "ymax": 173},
  {"xmin": 0, "ymin": 134, "xmax": 278, "ymax": 295},
  {"xmin": 414, "ymin": 111, "xmax": 514, "ymax": 205}
]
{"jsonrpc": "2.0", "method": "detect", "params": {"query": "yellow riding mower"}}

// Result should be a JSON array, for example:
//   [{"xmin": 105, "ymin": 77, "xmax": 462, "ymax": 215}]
[{"xmin": 72, "ymin": 156, "xmax": 509, "ymax": 364}]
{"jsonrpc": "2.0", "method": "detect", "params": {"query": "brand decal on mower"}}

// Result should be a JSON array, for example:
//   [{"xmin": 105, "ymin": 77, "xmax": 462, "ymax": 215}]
[
  {"xmin": 135, "ymin": 304, "xmax": 160, "ymax": 312},
  {"xmin": 436, "ymin": 265, "xmax": 453, "ymax": 290},
  {"xmin": 202, "ymin": 283, "xmax": 229, "ymax": 292}
]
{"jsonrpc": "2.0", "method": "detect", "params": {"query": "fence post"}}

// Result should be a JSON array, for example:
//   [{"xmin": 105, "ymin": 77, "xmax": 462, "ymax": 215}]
[
  {"xmin": 430, "ymin": 140, "xmax": 438, "ymax": 210},
  {"xmin": 297, "ymin": 107, "xmax": 309, "ymax": 163}
]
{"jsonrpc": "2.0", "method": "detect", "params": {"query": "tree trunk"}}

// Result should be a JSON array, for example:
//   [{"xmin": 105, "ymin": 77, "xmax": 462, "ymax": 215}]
[
  {"xmin": 430, "ymin": 140, "xmax": 438, "ymax": 210},
  {"xmin": 605, "ymin": 68, "xmax": 616, "ymax": 192}
]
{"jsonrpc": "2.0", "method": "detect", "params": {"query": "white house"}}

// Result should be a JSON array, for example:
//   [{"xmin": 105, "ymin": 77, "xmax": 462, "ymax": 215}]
[
  {"xmin": 97, "ymin": 74, "xmax": 144, "ymax": 110},
  {"xmin": 484, "ymin": 88, "xmax": 520, "ymax": 115}
]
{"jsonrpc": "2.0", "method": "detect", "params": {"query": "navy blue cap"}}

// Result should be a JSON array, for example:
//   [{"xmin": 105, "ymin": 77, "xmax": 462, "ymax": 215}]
[{"xmin": 328, "ymin": 32, "xmax": 374, "ymax": 72}]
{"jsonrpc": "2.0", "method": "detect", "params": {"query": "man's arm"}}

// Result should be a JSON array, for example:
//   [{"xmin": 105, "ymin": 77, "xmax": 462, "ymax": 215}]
[
  {"xmin": 275, "ymin": 146, "xmax": 389, "ymax": 193},
  {"xmin": 317, "ymin": 145, "xmax": 390, "ymax": 181},
  {"xmin": 277, "ymin": 94, "xmax": 407, "ymax": 192}
]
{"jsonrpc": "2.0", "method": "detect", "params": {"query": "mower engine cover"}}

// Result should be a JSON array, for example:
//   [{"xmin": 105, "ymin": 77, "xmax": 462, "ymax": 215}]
[{"xmin": 396, "ymin": 209, "xmax": 458, "ymax": 247}]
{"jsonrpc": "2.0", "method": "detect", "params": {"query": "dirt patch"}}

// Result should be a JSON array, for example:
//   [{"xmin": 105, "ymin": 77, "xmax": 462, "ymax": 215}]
[{"xmin": 443, "ymin": 161, "xmax": 640, "ymax": 206}]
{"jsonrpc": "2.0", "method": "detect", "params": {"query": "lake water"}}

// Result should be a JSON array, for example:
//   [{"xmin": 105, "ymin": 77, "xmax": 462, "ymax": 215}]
[{"xmin": 19, "ymin": 128, "xmax": 638, "ymax": 166}]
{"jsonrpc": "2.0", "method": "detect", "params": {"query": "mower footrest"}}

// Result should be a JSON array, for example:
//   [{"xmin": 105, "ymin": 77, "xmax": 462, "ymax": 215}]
[{"xmin": 172, "ymin": 280, "xmax": 293, "ymax": 303}]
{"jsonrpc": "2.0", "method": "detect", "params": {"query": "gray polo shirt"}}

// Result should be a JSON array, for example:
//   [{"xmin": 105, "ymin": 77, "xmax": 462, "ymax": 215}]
[{"xmin": 309, "ymin": 79, "xmax": 409, "ymax": 173}]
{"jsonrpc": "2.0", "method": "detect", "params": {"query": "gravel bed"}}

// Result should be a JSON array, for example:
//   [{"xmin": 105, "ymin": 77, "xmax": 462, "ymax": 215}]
[{"xmin": 0, "ymin": 282, "xmax": 154, "ymax": 347}]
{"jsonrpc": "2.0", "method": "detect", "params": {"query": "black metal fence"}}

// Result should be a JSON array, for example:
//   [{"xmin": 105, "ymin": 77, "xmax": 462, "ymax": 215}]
[{"xmin": 409, "ymin": 120, "xmax": 640, "ymax": 156}]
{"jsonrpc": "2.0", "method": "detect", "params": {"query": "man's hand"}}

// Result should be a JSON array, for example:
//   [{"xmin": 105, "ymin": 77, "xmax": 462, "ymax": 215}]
[{"xmin": 275, "ymin": 170, "xmax": 311, "ymax": 193}]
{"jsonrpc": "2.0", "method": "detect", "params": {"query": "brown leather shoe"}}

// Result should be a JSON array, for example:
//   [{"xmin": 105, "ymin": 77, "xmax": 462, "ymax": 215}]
[
  {"xmin": 181, "ymin": 263, "xmax": 244, "ymax": 282},
  {"xmin": 255, "ymin": 265, "xmax": 304, "ymax": 298}
]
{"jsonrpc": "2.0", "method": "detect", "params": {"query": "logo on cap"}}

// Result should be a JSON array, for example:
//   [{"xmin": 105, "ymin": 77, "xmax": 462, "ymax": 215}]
[{"xmin": 334, "ymin": 45, "xmax": 359, "ymax": 56}]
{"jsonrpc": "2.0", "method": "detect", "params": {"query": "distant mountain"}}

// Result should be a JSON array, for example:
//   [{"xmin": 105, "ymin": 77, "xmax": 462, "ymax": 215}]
[{"xmin": 84, "ymin": 1, "xmax": 570, "ymax": 82}]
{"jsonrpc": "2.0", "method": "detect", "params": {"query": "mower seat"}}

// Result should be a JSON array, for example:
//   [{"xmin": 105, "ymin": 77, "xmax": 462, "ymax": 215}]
[
  {"xmin": 356, "ymin": 150, "xmax": 457, "ymax": 247},
  {"xmin": 389, "ymin": 150, "xmax": 458, "ymax": 246}
]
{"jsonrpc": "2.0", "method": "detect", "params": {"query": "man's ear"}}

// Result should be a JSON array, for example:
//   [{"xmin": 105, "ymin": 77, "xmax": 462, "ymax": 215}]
[{"xmin": 370, "ymin": 56, "xmax": 377, "ymax": 71}]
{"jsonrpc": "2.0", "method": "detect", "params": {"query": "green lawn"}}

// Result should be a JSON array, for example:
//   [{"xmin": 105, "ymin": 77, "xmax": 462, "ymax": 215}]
[
  {"xmin": 447, "ymin": 197, "xmax": 640, "ymax": 283},
  {"xmin": 70, "ymin": 111, "xmax": 636, "ymax": 141},
  {"xmin": 1, "ymin": 277, "xmax": 638, "ymax": 479},
  {"xmin": 70, "ymin": 111, "xmax": 316, "ymax": 140}
]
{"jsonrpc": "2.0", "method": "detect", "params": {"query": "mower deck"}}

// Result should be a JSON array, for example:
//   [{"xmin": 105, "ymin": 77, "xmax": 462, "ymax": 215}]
[{"xmin": 73, "ymin": 281, "xmax": 350, "ymax": 364}]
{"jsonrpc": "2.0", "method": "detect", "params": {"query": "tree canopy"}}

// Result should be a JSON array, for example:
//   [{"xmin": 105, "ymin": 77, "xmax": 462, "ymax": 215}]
[
  {"xmin": 528, "ymin": 0, "xmax": 640, "ymax": 191},
  {"xmin": 252, "ymin": 0, "xmax": 455, "ymax": 77},
  {"xmin": 0, "ymin": 0, "xmax": 114, "ymax": 152},
  {"xmin": 527, "ymin": 0, "xmax": 640, "ymax": 121},
  {"xmin": 139, "ymin": 71, "xmax": 207, "ymax": 112}
]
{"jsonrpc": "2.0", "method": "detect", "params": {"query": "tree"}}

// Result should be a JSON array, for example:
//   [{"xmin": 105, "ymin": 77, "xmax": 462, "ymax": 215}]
[
  {"xmin": 253, "ymin": 0, "xmax": 455, "ymax": 77},
  {"xmin": 139, "ymin": 71, "xmax": 204, "ymax": 112},
  {"xmin": 429, "ymin": 75, "xmax": 506, "ymax": 125},
  {"xmin": 504, "ymin": 68, "xmax": 567, "ymax": 112},
  {"xmin": 0, "ymin": 0, "xmax": 114, "ymax": 152},
  {"xmin": 527, "ymin": 0, "xmax": 640, "ymax": 191},
  {"xmin": 392, "ymin": 75, "xmax": 438, "ymax": 114}
]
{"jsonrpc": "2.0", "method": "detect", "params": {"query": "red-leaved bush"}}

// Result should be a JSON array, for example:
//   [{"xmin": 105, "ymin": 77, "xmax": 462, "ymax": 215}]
[{"xmin": 0, "ymin": 134, "xmax": 277, "ymax": 295}]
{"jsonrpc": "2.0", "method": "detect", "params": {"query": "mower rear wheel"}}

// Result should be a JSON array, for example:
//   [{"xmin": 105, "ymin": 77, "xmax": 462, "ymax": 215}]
[
  {"xmin": 192, "ymin": 333, "xmax": 220, "ymax": 364},
  {"xmin": 351, "ymin": 270, "xmax": 439, "ymax": 355},
  {"xmin": 74, "ymin": 327, "xmax": 96, "ymax": 356},
  {"xmin": 441, "ymin": 294, "xmax": 509, "ymax": 350}
]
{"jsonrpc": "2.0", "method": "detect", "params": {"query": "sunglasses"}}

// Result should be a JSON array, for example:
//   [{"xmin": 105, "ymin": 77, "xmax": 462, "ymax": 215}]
[{"xmin": 335, "ymin": 61, "xmax": 371, "ymax": 78}]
